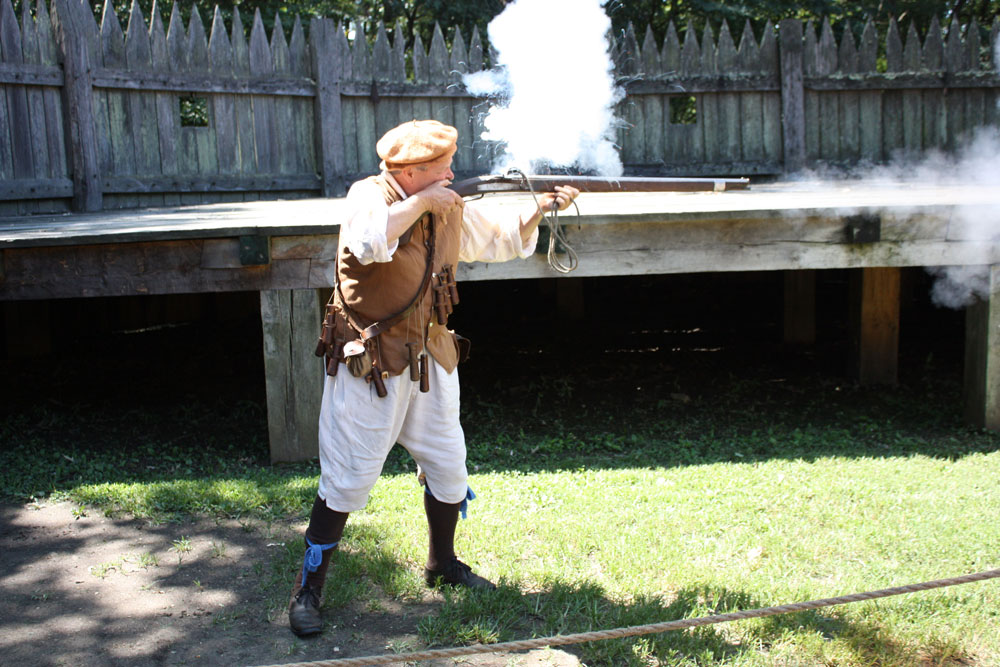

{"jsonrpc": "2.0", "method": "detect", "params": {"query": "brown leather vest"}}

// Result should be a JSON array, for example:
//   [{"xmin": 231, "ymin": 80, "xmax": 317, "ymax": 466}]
[{"xmin": 334, "ymin": 175, "xmax": 462, "ymax": 376}]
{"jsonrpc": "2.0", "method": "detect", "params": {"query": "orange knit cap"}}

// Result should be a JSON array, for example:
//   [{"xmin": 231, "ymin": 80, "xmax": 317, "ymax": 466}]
[{"xmin": 377, "ymin": 120, "xmax": 458, "ymax": 171}]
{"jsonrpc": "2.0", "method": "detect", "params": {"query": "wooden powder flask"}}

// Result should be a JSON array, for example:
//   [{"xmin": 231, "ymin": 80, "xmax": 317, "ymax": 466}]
[
  {"xmin": 442, "ymin": 264, "xmax": 459, "ymax": 305},
  {"xmin": 419, "ymin": 354, "xmax": 429, "ymax": 393},
  {"xmin": 432, "ymin": 264, "xmax": 459, "ymax": 324},
  {"xmin": 325, "ymin": 339, "xmax": 344, "ymax": 377},
  {"xmin": 406, "ymin": 342, "xmax": 421, "ymax": 381},
  {"xmin": 433, "ymin": 283, "xmax": 450, "ymax": 324},
  {"xmin": 370, "ymin": 363, "xmax": 388, "ymax": 398},
  {"xmin": 315, "ymin": 304, "xmax": 337, "ymax": 357}
]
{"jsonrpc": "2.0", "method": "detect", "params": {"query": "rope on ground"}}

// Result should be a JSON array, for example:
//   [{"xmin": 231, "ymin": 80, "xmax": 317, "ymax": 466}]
[{"xmin": 252, "ymin": 568, "xmax": 1000, "ymax": 667}]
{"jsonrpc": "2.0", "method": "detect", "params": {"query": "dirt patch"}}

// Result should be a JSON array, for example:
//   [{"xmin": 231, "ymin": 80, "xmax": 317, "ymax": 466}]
[{"xmin": 0, "ymin": 501, "xmax": 579, "ymax": 667}]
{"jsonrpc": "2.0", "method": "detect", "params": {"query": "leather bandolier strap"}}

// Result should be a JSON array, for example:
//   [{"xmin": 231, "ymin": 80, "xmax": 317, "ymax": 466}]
[{"xmin": 315, "ymin": 215, "xmax": 437, "ymax": 391}]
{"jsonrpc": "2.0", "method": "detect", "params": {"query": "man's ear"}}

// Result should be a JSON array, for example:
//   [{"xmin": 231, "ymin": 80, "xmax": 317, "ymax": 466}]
[{"xmin": 396, "ymin": 167, "xmax": 414, "ymax": 186}]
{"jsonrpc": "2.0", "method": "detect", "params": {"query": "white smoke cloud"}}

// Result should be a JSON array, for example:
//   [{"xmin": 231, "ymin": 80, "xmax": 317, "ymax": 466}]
[
  {"xmin": 867, "ymin": 128, "xmax": 1000, "ymax": 309},
  {"xmin": 463, "ymin": 0, "xmax": 624, "ymax": 176},
  {"xmin": 921, "ymin": 39, "xmax": 1000, "ymax": 310},
  {"xmin": 787, "ymin": 128, "xmax": 1000, "ymax": 310},
  {"xmin": 908, "ymin": 28, "xmax": 1000, "ymax": 308}
]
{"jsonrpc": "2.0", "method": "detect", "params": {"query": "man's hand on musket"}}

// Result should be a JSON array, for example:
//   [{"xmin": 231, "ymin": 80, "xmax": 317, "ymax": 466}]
[
  {"xmin": 540, "ymin": 185, "xmax": 580, "ymax": 213},
  {"xmin": 519, "ymin": 185, "xmax": 580, "ymax": 243},
  {"xmin": 415, "ymin": 180, "xmax": 465, "ymax": 217}
]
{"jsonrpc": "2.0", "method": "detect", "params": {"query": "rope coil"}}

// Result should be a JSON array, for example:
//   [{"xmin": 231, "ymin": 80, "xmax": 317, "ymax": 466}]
[
  {"xmin": 250, "ymin": 568, "xmax": 1000, "ymax": 667},
  {"xmin": 508, "ymin": 168, "xmax": 581, "ymax": 274}
]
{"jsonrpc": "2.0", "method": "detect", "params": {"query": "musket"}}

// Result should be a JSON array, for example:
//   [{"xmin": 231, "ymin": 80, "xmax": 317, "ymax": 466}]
[
  {"xmin": 448, "ymin": 173, "xmax": 750, "ymax": 198},
  {"xmin": 445, "ymin": 170, "xmax": 750, "ymax": 274}
]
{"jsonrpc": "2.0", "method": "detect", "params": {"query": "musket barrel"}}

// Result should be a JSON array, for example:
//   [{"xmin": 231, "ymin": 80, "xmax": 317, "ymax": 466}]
[
  {"xmin": 528, "ymin": 175, "xmax": 749, "ymax": 193},
  {"xmin": 448, "ymin": 174, "xmax": 749, "ymax": 197}
]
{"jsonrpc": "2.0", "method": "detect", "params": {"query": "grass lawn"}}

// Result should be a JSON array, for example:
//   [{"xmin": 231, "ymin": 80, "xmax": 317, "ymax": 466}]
[{"xmin": 2, "ymin": 274, "xmax": 998, "ymax": 665}]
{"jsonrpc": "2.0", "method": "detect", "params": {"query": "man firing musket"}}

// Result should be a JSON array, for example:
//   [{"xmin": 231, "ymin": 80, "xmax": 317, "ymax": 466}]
[
  {"xmin": 292, "ymin": 116, "xmax": 753, "ymax": 636},
  {"xmin": 289, "ymin": 119, "xmax": 580, "ymax": 637}
]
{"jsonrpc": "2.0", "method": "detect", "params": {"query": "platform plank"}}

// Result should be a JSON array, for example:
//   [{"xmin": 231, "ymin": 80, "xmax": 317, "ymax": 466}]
[
  {"xmin": 3, "ymin": 181, "xmax": 997, "ymax": 251},
  {"xmin": 1, "ymin": 181, "xmax": 998, "ymax": 294}
]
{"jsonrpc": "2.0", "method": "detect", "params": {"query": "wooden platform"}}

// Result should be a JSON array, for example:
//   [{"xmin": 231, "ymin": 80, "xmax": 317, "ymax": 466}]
[{"xmin": 3, "ymin": 180, "xmax": 1000, "ymax": 459}]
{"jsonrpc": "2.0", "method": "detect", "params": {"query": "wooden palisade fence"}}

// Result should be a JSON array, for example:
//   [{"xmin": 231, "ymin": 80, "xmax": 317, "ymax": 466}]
[{"xmin": 1, "ymin": 0, "xmax": 999, "ymax": 216}]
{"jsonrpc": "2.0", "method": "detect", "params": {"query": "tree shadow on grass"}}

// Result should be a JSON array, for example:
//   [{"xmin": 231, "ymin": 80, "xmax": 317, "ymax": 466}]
[{"xmin": 0, "ymin": 491, "xmax": 979, "ymax": 667}]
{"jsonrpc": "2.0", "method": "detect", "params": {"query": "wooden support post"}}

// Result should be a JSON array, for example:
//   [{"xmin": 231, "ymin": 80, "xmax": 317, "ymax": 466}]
[
  {"xmin": 260, "ymin": 288, "xmax": 324, "ymax": 462},
  {"xmin": 779, "ymin": 19, "xmax": 806, "ymax": 174},
  {"xmin": 849, "ymin": 267, "xmax": 900, "ymax": 385},
  {"xmin": 963, "ymin": 265, "xmax": 1000, "ymax": 429},
  {"xmin": 783, "ymin": 269, "xmax": 816, "ymax": 344},
  {"xmin": 310, "ymin": 18, "xmax": 347, "ymax": 197},
  {"xmin": 52, "ymin": 0, "xmax": 102, "ymax": 212}
]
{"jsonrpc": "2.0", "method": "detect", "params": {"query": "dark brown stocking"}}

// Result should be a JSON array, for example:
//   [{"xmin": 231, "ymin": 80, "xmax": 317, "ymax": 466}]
[
  {"xmin": 423, "ymin": 489, "xmax": 460, "ymax": 572},
  {"xmin": 301, "ymin": 495, "xmax": 349, "ymax": 589}
]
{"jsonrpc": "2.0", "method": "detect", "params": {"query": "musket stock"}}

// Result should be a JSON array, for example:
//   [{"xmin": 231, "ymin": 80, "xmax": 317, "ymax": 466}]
[{"xmin": 448, "ymin": 174, "xmax": 749, "ymax": 198}]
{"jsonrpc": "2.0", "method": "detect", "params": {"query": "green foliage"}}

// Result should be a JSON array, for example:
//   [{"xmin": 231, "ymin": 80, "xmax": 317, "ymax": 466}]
[
  {"xmin": 61, "ymin": 0, "xmax": 1000, "ymax": 62},
  {"xmin": 84, "ymin": 0, "xmax": 506, "ymax": 52},
  {"xmin": 179, "ymin": 96, "xmax": 209, "ymax": 128},
  {"xmin": 605, "ymin": 0, "xmax": 1000, "ymax": 44}
]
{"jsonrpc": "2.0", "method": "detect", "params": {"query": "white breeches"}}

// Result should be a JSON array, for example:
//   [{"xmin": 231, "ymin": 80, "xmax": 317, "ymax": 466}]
[{"xmin": 316, "ymin": 356, "xmax": 468, "ymax": 511}]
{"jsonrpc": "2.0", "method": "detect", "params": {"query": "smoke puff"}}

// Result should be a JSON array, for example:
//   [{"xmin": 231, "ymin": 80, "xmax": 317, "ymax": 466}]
[
  {"xmin": 788, "ymin": 126, "xmax": 1000, "ymax": 310},
  {"xmin": 464, "ymin": 0, "xmax": 624, "ymax": 176},
  {"xmin": 920, "ymin": 127, "xmax": 1000, "ymax": 309}
]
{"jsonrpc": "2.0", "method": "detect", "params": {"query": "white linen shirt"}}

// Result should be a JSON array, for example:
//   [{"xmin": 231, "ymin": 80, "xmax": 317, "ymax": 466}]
[{"xmin": 340, "ymin": 172, "xmax": 539, "ymax": 265}]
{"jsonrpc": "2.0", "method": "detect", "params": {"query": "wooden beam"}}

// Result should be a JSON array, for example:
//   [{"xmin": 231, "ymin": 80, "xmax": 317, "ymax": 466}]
[
  {"xmin": 613, "ymin": 74, "xmax": 782, "ymax": 95},
  {"xmin": 0, "ymin": 241, "xmax": 317, "ymax": 300},
  {"xmin": 849, "ymin": 267, "xmax": 900, "ymax": 385},
  {"xmin": 102, "ymin": 173, "xmax": 321, "ymax": 194},
  {"xmin": 260, "ymin": 288, "xmax": 324, "ymax": 462},
  {"xmin": 804, "ymin": 71, "xmax": 1000, "ymax": 91},
  {"xmin": 783, "ymin": 269, "xmax": 816, "ymax": 344},
  {"xmin": 90, "ymin": 68, "xmax": 315, "ymax": 96},
  {"xmin": 963, "ymin": 265, "xmax": 1000, "ymax": 429},
  {"xmin": 0, "ymin": 178, "xmax": 74, "ymax": 200},
  {"xmin": 0, "ymin": 61, "xmax": 64, "ymax": 86}
]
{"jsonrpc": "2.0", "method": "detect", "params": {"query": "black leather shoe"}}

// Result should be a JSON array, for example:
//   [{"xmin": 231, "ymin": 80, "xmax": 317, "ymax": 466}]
[
  {"xmin": 424, "ymin": 557, "xmax": 496, "ymax": 590},
  {"xmin": 288, "ymin": 584, "xmax": 322, "ymax": 636}
]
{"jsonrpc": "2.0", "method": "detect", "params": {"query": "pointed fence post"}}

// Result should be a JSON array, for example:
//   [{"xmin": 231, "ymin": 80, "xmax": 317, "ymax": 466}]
[
  {"xmin": 778, "ymin": 19, "xmax": 806, "ymax": 174},
  {"xmin": 52, "ymin": 0, "xmax": 101, "ymax": 211},
  {"xmin": 310, "ymin": 18, "xmax": 346, "ymax": 196}
]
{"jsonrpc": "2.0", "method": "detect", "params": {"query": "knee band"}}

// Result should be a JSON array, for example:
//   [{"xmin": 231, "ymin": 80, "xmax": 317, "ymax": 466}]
[
  {"xmin": 301, "ymin": 537, "xmax": 338, "ymax": 586},
  {"xmin": 424, "ymin": 483, "xmax": 477, "ymax": 519}
]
